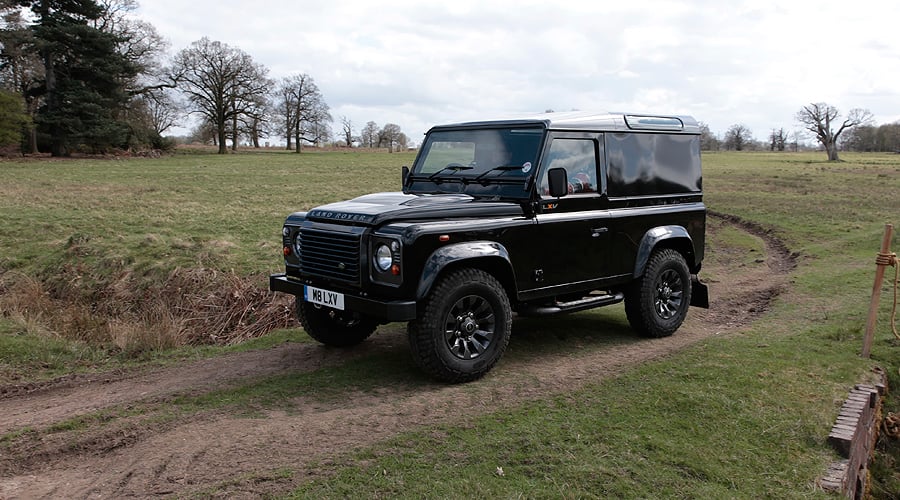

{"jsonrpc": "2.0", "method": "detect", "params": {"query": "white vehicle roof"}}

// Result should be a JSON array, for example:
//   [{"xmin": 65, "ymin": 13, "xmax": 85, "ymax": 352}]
[{"xmin": 431, "ymin": 110, "xmax": 700, "ymax": 135}]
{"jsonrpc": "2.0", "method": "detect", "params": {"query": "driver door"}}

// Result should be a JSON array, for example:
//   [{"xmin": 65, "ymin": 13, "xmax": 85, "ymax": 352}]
[{"xmin": 532, "ymin": 132, "xmax": 610, "ymax": 293}]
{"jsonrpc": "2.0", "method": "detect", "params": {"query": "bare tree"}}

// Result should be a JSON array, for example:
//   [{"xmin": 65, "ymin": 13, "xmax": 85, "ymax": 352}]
[
  {"xmin": 379, "ymin": 123, "xmax": 403, "ymax": 152},
  {"xmin": 274, "ymin": 79, "xmax": 296, "ymax": 150},
  {"xmin": 274, "ymin": 74, "xmax": 328, "ymax": 152},
  {"xmin": 340, "ymin": 116, "xmax": 353, "ymax": 147},
  {"xmin": 795, "ymin": 102, "xmax": 872, "ymax": 161},
  {"xmin": 143, "ymin": 90, "xmax": 180, "ymax": 135},
  {"xmin": 302, "ymin": 98, "xmax": 332, "ymax": 147},
  {"xmin": 789, "ymin": 129, "xmax": 806, "ymax": 152},
  {"xmin": 92, "ymin": 0, "xmax": 169, "ymax": 96},
  {"xmin": 361, "ymin": 120, "xmax": 379, "ymax": 148},
  {"xmin": 230, "ymin": 92, "xmax": 269, "ymax": 149},
  {"xmin": 189, "ymin": 119, "xmax": 216, "ymax": 145},
  {"xmin": 768, "ymin": 128, "xmax": 787, "ymax": 151},
  {"xmin": 170, "ymin": 38, "xmax": 271, "ymax": 154},
  {"xmin": 121, "ymin": 90, "xmax": 180, "ymax": 148},
  {"xmin": 396, "ymin": 132, "xmax": 409, "ymax": 150},
  {"xmin": 698, "ymin": 122, "xmax": 719, "ymax": 151},
  {"xmin": 723, "ymin": 124, "xmax": 753, "ymax": 151}
]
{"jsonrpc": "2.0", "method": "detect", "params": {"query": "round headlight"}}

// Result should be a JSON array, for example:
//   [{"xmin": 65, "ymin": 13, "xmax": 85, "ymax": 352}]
[
  {"xmin": 292, "ymin": 233, "xmax": 302, "ymax": 256},
  {"xmin": 374, "ymin": 244, "xmax": 393, "ymax": 271}
]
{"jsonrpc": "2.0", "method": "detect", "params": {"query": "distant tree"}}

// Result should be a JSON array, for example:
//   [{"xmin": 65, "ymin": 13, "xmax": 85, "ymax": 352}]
[
  {"xmin": 141, "ymin": 89, "xmax": 179, "ymax": 136},
  {"xmin": 795, "ymin": 102, "xmax": 872, "ymax": 161},
  {"xmin": 723, "ymin": 124, "xmax": 753, "ymax": 151},
  {"xmin": 843, "ymin": 122, "xmax": 900, "ymax": 153},
  {"xmin": 379, "ymin": 123, "xmax": 403, "ymax": 152},
  {"xmin": 7, "ymin": 0, "xmax": 141, "ymax": 155},
  {"xmin": 171, "ymin": 38, "xmax": 271, "ymax": 154},
  {"xmin": 340, "ymin": 115, "xmax": 353, "ymax": 147},
  {"xmin": 842, "ymin": 125, "xmax": 875, "ymax": 152},
  {"xmin": 233, "ymin": 92, "xmax": 268, "ymax": 148},
  {"xmin": 768, "ymin": 128, "xmax": 787, "ymax": 151},
  {"xmin": 273, "ymin": 79, "xmax": 295, "ymax": 150},
  {"xmin": 0, "ymin": 10, "xmax": 43, "ymax": 153},
  {"xmin": 274, "ymin": 73, "xmax": 328, "ymax": 152},
  {"xmin": 878, "ymin": 122, "xmax": 900, "ymax": 152},
  {"xmin": 92, "ymin": 0, "xmax": 178, "ymax": 152},
  {"xmin": 0, "ymin": 89, "xmax": 29, "ymax": 147},
  {"xmin": 300, "ymin": 96, "xmax": 331, "ymax": 147},
  {"xmin": 91, "ymin": 0, "xmax": 168, "ymax": 96},
  {"xmin": 360, "ymin": 120, "xmax": 379, "ymax": 148},
  {"xmin": 789, "ymin": 129, "xmax": 806, "ymax": 152},
  {"xmin": 188, "ymin": 119, "xmax": 216, "ymax": 145},
  {"xmin": 698, "ymin": 122, "xmax": 719, "ymax": 151}
]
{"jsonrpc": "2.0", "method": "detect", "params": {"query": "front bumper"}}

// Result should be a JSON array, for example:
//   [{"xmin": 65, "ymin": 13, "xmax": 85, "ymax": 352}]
[{"xmin": 269, "ymin": 274, "xmax": 418, "ymax": 322}]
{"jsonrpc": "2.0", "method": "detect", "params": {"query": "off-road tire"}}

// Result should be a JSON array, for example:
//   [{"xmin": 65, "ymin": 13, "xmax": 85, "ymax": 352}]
[
  {"xmin": 625, "ymin": 248, "xmax": 692, "ymax": 338},
  {"xmin": 408, "ymin": 268, "xmax": 512, "ymax": 383},
  {"xmin": 296, "ymin": 299, "xmax": 377, "ymax": 347}
]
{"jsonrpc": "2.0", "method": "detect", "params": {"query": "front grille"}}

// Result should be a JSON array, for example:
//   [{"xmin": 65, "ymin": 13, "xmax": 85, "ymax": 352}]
[{"xmin": 299, "ymin": 227, "xmax": 361, "ymax": 283}]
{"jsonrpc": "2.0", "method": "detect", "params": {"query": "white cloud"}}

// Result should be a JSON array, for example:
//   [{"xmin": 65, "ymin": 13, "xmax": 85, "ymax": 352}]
[{"xmin": 136, "ymin": 0, "xmax": 900, "ymax": 142}]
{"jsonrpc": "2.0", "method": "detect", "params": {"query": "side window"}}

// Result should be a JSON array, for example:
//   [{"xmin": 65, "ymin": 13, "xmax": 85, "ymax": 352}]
[
  {"xmin": 539, "ymin": 138, "xmax": 598, "ymax": 195},
  {"xmin": 606, "ymin": 133, "xmax": 701, "ymax": 196}
]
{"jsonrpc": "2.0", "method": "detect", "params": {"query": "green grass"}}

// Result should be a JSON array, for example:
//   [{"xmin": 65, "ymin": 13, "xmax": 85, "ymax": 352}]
[
  {"xmin": 1, "ymin": 149, "xmax": 899, "ymax": 497},
  {"xmin": 0, "ymin": 149, "xmax": 415, "ymax": 277}
]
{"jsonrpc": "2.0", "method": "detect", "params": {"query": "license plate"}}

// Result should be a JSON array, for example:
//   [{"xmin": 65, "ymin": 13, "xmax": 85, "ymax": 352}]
[{"xmin": 304, "ymin": 285, "xmax": 345, "ymax": 310}]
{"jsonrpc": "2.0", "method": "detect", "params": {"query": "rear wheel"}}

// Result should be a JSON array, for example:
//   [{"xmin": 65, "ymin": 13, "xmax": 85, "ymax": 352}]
[
  {"xmin": 408, "ymin": 268, "xmax": 511, "ymax": 383},
  {"xmin": 296, "ymin": 299, "xmax": 377, "ymax": 347},
  {"xmin": 625, "ymin": 249, "xmax": 692, "ymax": 338}
]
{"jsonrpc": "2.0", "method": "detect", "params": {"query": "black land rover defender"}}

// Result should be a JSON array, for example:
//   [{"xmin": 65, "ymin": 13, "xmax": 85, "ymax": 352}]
[{"xmin": 270, "ymin": 111, "xmax": 709, "ymax": 382}]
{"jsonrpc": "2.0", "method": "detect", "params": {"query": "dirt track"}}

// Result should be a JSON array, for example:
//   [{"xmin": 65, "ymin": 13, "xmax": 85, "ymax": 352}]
[{"xmin": 0, "ymin": 214, "xmax": 794, "ymax": 498}]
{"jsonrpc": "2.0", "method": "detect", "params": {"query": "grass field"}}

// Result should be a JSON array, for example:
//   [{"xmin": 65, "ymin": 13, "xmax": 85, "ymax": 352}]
[{"xmin": 1, "ymin": 148, "xmax": 899, "ymax": 497}]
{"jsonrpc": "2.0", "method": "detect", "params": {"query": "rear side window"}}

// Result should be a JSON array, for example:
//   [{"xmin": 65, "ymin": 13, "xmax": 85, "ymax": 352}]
[{"xmin": 606, "ymin": 133, "xmax": 701, "ymax": 197}]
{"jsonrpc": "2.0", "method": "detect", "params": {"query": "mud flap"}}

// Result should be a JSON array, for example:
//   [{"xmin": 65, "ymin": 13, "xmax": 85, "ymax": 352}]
[{"xmin": 690, "ymin": 276, "xmax": 709, "ymax": 308}]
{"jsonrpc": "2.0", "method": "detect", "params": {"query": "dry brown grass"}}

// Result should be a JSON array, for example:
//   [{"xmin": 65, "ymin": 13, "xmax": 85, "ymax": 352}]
[{"xmin": 0, "ymin": 268, "xmax": 295, "ymax": 354}]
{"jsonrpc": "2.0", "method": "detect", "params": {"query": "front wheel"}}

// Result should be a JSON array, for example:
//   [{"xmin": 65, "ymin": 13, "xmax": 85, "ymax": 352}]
[
  {"xmin": 296, "ymin": 299, "xmax": 377, "ymax": 347},
  {"xmin": 625, "ymin": 249, "xmax": 692, "ymax": 338},
  {"xmin": 408, "ymin": 268, "xmax": 512, "ymax": 383}
]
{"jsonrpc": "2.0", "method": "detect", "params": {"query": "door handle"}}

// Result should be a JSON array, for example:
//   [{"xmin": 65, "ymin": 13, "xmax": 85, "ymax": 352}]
[{"xmin": 591, "ymin": 227, "xmax": 608, "ymax": 238}]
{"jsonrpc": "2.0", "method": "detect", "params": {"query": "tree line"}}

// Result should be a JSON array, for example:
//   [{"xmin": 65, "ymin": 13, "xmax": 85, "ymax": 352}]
[
  {"xmin": 0, "ymin": 0, "xmax": 408, "ymax": 156},
  {"xmin": 700, "ymin": 103, "xmax": 888, "ymax": 161}
]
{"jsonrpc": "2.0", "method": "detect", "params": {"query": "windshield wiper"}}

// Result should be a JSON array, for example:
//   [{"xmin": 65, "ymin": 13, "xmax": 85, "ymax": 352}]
[
  {"xmin": 474, "ymin": 165, "xmax": 527, "ymax": 183},
  {"xmin": 428, "ymin": 164, "xmax": 473, "ymax": 180}
]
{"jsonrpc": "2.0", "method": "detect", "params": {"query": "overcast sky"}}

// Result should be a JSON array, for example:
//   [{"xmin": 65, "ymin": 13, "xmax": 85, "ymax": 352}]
[{"xmin": 136, "ymin": 0, "xmax": 900, "ymax": 145}]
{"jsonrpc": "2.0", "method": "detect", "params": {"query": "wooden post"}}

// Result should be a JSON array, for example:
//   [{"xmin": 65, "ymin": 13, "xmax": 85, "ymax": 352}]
[{"xmin": 862, "ymin": 224, "xmax": 894, "ymax": 358}]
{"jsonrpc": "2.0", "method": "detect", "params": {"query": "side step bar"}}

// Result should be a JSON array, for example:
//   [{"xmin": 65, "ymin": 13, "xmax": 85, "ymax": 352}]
[{"xmin": 519, "ymin": 291, "xmax": 625, "ymax": 316}]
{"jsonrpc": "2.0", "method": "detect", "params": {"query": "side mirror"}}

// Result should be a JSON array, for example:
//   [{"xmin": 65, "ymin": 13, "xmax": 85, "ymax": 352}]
[
  {"xmin": 402, "ymin": 165, "xmax": 410, "ymax": 187},
  {"xmin": 547, "ymin": 167, "xmax": 568, "ymax": 198}
]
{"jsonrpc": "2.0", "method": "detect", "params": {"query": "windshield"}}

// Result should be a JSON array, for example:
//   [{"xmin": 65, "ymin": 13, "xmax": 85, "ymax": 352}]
[{"xmin": 408, "ymin": 127, "xmax": 544, "ymax": 197}]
